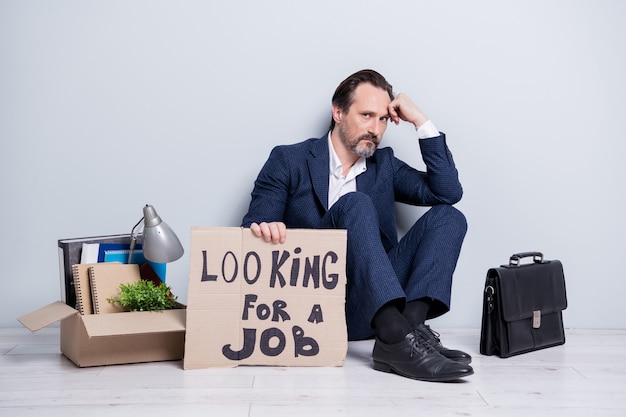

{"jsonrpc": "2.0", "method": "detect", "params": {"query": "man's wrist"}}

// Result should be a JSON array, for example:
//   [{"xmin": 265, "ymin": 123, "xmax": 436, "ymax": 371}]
[{"xmin": 416, "ymin": 120, "xmax": 439, "ymax": 139}]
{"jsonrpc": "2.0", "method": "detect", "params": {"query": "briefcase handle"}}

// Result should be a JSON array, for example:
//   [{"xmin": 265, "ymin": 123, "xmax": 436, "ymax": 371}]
[{"xmin": 509, "ymin": 252, "xmax": 544, "ymax": 267}]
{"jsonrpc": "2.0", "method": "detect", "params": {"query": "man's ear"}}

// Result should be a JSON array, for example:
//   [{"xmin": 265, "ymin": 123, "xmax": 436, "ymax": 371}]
[{"xmin": 332, "ymin": 105, "xmax": 342, "ymax": 125}]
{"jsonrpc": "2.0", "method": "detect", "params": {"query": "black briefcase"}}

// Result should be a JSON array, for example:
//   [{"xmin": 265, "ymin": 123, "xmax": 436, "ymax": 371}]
[{"xmin": 480, "ymin": 252, "xmax": 567, "ymax": 358}]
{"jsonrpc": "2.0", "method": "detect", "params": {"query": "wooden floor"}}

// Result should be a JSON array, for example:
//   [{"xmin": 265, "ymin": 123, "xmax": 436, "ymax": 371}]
[{"xmin": 1, "ymin": 327, "xmax": 625, "ymax": 416}]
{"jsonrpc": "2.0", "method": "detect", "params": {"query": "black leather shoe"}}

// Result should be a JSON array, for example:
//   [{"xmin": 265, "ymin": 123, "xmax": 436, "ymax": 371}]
[
  {"xmin": 372, "ymin": 331, "xmax": 474, "ymax": 382},
  {"xmin": 415, "ymin": 324, "xmax": 472, "ymax": 365}
]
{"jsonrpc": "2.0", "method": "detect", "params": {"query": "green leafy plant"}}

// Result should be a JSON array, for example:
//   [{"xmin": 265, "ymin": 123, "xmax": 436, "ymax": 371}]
[{"xmin": 107, "ymin": 280, "xmax": 178, "ymax": 312}]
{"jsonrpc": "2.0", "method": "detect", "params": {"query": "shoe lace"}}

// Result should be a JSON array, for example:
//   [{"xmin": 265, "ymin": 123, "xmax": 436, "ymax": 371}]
[
  {"xmin": 421, "ymin": 324, "xmax": 441, "ymax": 344},
  {"xmin": 407, "ymin": 330, "xmax": 437, "ymax": 358}
]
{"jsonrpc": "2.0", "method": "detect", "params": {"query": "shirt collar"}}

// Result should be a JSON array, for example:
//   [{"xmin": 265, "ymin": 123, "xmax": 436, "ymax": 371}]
[{"xmin": 327, "ymin": 133, "xmax": 367, "ymax": 179}]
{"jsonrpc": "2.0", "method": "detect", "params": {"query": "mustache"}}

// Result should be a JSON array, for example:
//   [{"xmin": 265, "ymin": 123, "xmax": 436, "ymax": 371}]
[{"xmin": 358, "ymin": 134, "xmax": 379, "ymax": 144}]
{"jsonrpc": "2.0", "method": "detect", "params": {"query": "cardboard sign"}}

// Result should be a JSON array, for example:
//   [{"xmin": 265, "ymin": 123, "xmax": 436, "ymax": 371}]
[{"xmin": 183, "ymin": 227, "xmax": 348, "ymax": 369}]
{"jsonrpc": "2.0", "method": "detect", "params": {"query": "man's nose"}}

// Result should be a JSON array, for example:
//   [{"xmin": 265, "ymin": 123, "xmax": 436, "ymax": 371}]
[{"xmin": 368, "ymin": 119, "xmax": 383, "ymax": 136}]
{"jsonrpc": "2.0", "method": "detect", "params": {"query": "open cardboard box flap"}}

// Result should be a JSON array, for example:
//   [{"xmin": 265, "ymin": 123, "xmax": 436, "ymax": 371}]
[{"xmin": 18, "ymin": 301, "xmax": 78, "ymax": 332}]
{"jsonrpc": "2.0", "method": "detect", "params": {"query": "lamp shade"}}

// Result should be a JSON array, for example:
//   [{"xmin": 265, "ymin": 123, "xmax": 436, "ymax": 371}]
[{"xmin": 141, "ymin": 205, "xmax": 184, "ymax": 263}]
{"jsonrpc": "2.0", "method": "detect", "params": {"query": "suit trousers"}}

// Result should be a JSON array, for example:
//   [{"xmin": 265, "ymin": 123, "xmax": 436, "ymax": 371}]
[{"xmin": 319, "ymin": 192, "xmax": 467, "ymax": 340}]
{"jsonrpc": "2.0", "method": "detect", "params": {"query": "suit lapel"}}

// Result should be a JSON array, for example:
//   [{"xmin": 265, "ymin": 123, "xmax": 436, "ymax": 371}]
[
  {"xmin": 308, "ymin": 137, "xmax": 331, "ymax": 211},
  {"xmin": 357, "ymin": 155, "xmax": 376, "ymax": 196}
]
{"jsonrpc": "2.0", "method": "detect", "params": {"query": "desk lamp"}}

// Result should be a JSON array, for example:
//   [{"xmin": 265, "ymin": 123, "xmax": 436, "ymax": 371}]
[{"xmin": 128, "ymin": 204, "xmax": 184, "ymax": 264}]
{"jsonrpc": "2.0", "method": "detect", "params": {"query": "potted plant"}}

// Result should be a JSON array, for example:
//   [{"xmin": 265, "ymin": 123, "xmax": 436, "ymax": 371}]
[{"xmin": 108, "ymin": 280, "xmax": 178, "ymax": 312}]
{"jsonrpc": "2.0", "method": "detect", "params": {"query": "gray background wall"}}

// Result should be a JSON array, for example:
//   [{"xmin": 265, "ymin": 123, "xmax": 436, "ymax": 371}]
[{"xmin": 2, "ymin": 0, "xmax": 624, "ymax": 329}]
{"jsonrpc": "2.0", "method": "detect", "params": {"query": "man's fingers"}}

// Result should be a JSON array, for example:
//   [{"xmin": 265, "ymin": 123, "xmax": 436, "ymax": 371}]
[
  {"xmin": 258, "ymin": 222, "xmax": 272, "ymax": 242},
  {"xmin": 250, "ymin": 222, "xmax": 287, "ymax": 244},
  {"xmin": 267, "ymin": 222, "xmax": 287, "ymax": 244},
  {"xmin": 388, "ymin": 93, "xmax": 427, "ymax": 127},
  {"xmin": 250, "ymin": 222, "xmax": 262, "ymax": 237},
  {"xmin": 273, "ymin": 222, "xmax": 287, "ymax": 244}
]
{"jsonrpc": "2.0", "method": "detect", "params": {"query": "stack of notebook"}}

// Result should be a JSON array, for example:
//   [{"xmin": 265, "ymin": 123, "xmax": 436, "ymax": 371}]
[{"xmin": 71, "ymin": 263, "xmax": 142, "ymax": 314}]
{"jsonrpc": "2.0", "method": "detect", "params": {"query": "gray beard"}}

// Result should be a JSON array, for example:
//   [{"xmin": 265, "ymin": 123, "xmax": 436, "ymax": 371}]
[
  {"xmin": 352, "ymin": 140, "xmax": 377, "ymax": 158},
  {"xmin": 338, "ymin": 125, "xmax": 379, "ymax": 158}
]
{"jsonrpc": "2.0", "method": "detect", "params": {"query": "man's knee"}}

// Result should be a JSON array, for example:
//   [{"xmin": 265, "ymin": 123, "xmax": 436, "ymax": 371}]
[
  {"xmin": 336, "ymin": 191, "xmax": 373, "ymax": 206},
  {"xmin": 425, "ymin": 205, "xmax": 467, "ymax": 235},
  {"xmin": 324, "ymin": 192, "xmax": 379, "ymax": 229},
  {"xmin": 333, "ymin": 192, "xmax": 377, "ymax": 216}
]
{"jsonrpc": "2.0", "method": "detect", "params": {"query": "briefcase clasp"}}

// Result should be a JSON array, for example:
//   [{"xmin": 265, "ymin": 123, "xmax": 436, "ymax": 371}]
[{"xmin": 533, "ymin": 310, "xmax": 541, "ymax": 328}]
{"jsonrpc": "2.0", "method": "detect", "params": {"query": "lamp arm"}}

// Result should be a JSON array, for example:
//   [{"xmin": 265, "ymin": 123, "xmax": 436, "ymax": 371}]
[{"xmin": 128, "ymin": 217, "xmax": 144, "ymax": 264}]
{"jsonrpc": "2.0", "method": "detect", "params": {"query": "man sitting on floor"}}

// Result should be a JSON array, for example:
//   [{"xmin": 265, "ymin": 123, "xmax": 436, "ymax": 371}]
[{"xmin": 241, "ymin": 69, "xmax": 473, "ymax": 382}]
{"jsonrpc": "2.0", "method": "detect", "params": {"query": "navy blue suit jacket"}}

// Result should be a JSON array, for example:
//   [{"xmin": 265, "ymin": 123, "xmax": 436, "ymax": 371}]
[{"xmin": 242, "ymin": 133, "xmax": 462, "ymax": 252}]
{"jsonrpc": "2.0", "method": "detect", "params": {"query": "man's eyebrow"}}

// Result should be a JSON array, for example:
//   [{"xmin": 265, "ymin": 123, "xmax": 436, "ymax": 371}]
[{"xmin": 362, "ymin": 110, "xmax": 390, "ymax": 118}]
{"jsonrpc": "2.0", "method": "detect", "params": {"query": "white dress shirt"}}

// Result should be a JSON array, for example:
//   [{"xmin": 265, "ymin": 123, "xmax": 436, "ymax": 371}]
[{"xmin": 327, "ymin": 120, "xmax": 440, "ymax": 208}]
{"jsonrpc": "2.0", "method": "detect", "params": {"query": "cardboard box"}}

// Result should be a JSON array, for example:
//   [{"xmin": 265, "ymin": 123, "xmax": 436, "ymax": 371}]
[
  {"xmin": 183, "ymin": 227, "xmax": 348, "ymax": 370},
  {"xmin": 18, "ymin": 301, "xmax": 186, "ymax": 367}
]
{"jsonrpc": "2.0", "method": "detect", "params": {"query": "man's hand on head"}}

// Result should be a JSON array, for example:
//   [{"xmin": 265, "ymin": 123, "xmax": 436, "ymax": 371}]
[
  {"xmin": 250, "ymin": 222, "xmax": 287, "ymax": 244},
  {"xmin": 388, "ymin": 93, "xmax": 429, "ymax": 128}
]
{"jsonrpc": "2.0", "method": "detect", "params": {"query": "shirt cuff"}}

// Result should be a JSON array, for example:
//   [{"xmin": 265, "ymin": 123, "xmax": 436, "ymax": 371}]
[{"xmin": 416, "ymin": 120, "xmax": 439, "ymax": 139}]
